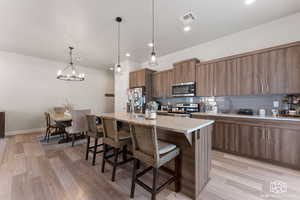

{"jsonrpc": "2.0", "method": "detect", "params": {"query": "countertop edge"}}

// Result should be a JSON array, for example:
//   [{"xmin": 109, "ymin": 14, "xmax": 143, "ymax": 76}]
[{"xmin": 192, "ymin": 112, "xmax": 300, "ymax": 122}]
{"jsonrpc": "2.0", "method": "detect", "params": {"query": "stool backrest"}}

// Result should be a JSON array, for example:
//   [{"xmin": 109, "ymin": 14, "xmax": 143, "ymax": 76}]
[
  {"xmin": 87, "ymin": 115, "xmax": 99, "ymax": 133},
  {"xmin": 129, "ymin": 123, "xmax": 159, "ymax": 163},
  {"xmin": 101, "ymin": 117, "xmax": 119, "ymax": 142},
  {"xmin": 70, "ymin": 109, "xmax": 91, "ymax": 133}
]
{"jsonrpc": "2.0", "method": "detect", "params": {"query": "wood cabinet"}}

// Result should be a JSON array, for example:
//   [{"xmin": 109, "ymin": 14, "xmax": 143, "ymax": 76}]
[
  {"xmin": 196, "ymin": 41, "xmax": 300, "ymax": 97},
  {"xmin": 192, "ymin": 114, "xmax": 300, "ymax": 169},
  {"xmin": 0, "ymin": 112, "xmax": 4, "ymax": 138},
  {"xmin": 196, "ymin": 63, "xmax": 214, "ymax": 97},
  {"xmin": 173, "ymin": 58, "xmax": 199, "ymax": 84},
  {"xmin": 152, "ymin": 69, "xmax": 174, "ymax": 98},
  {"xmin": 266, "ymin": 127, "xmax": 300, "ymax": 167},
  {"xmin": 129, "ymin": 68, "xmax": 156, "ymax": 102}
]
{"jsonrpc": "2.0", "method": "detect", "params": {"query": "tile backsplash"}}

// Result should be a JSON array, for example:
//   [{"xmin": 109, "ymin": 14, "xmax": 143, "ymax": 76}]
[{"xmin": 156, "ymin": 94, "xmax": 285, "ymax": 115}]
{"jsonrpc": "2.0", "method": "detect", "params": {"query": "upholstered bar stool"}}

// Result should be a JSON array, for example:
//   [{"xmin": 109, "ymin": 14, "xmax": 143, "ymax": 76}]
[
  {"xmin": 101, "ymin": 117, "xmax": 133, "ymax": 182},
  {"xmin": 86, "ymin": 115, "xmax": 104, "ymax": 165},
  {"xmin": 129, "ymin": 122, "xmax": 181, "ymax": 200}
]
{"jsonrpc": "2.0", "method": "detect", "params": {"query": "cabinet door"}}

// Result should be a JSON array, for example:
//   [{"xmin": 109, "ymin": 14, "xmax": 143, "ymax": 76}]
[
  {"xmin": 152, "ymin": 72, "xmax": 159, "ymax": 98},
  {"xmin": 214, "ymin": 60, "xmax": 237, "ymax": 96},
  {"xmin": 212, "ymin": 121, "xmax": 225, "ymax": 150},
  {"xmin": 196, "ymin": 63, "xmax": 214, "ymax": 97},
  {"xmin": 136, "ymin": 70, "xmax": 146, "ymax": 87},
  {"xmin": 236, "ymin": 55, "xmax": 262, "ymax": 95},
  {"xmin": 165, "ymin": 70, "xmax": 174, "ymax": 98},
  {"xmin": 262, "ymin": 49, "xmax": 288, "ymax": 94},
  {"xmin": 129, "ymin": 71, "xmax": 137, "ymax": 88},
  {"xmin": 266, "ymin": 127, "xmax": 300, "ymax": 167},
  {"xmin": 236, "ymin": 124, "xmax": 266, "ymax": 158},
  {"xmin": 173, "ymin": 59, "xmax": 197, "ymax": 83},
  {"xmin": 286, "ymin": 46, "xmax": 300, "ymax": 94}
]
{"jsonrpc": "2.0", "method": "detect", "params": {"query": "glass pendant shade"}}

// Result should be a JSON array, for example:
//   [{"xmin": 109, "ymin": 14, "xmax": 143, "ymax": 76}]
[{"xmin": 149, "ymin": 51, "xmax": 158, "ymax": 67}]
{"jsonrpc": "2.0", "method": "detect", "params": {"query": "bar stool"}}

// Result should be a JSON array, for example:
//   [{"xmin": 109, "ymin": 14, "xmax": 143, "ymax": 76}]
[
  {"xmin": 129, "ymin": 122, "xmax": 181, "ymax": 200},
  {"xmin": 101, "ymin": 117, "xmax": 133, "ymax": 182},
  {"xmin": 86, "ymin": 115, "xmax": 104, "ymax": 166}
]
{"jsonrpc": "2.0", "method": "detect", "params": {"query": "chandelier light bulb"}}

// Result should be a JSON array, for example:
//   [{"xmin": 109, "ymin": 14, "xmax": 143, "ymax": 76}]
[
  {"xmin": 57, "ymin": 70, "xmax": 62, "ymax": 76},
  {"xmin": 72, "ymin": 70, "xmax": 76, "ymax": 75}
]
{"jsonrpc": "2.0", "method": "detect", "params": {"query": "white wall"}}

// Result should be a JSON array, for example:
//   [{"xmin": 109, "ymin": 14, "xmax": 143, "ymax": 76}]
[
  {"xmin": 114, "ymin": 60, "xmax": 139, "ymax": 112},
  {"xmin": 0, "ymin": 51, "xmax": 114, "ymax": 135},
  {"xmin": 141, "ymin": 12, "xmax": 300, "ymax": 71}
]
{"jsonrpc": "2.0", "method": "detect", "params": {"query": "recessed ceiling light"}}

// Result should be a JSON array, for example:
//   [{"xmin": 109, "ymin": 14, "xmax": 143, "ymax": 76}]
[
  {"xmin": 148, "ymin": 43, "xmax": 154, "ymax": 47},
  {"xmin": 184, "ymin": 26, "xmax": 191, "ymax": 32},
  {"xmin": 245, "ymin": 0, "xmax": 256, "ymax": 5},
  {"xmin": 109, "ymin": 67, "xmax": 114, "ymax": 71},
  {"xmin": 125, "ymin": 53, "xmax": 131, "ymax": 57}
]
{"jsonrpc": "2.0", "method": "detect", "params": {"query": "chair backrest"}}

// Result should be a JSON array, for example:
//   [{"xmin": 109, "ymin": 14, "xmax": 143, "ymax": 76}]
[
  {"xmin": 44, "ymin": 112, "xmax": 51, "ymax": 128},
  {"xmin": 54, "ymin": 107, "xmax": 66, "ymax": 114},
  {"xmin": 101, "ymin": 117, "xmax": 119, "ymax": 142},
  {"xmin": 70, "ymin": 109, "xmax": 91, "ymax": 133},
  {"xmin": 129, "ymin": 123, "xmax": 159, "ymax": 164},
  {"xmin": 87, "ymin": 115, "xmax": 98, "ymax": 133}
]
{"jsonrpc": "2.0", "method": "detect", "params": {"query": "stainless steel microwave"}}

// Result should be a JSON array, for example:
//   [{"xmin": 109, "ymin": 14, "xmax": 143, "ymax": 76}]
[{"xmin": 172, "ymin": 82, "xmax": 196, "ymax": 97}]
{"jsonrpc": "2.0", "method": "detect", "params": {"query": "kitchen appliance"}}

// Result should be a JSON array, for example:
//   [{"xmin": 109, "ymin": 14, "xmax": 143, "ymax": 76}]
[
  {"xmin": 237, "ymin": 109, "xmax": 254, "ymax": 115},
  {"xmin": 172, "ymin": 82, "xmax": 196, "ymax": 97},
  {"xmin": 169, "ymin": 103, "xmax": 199, "ymax": 117},
  {"xmin": 127, "ymin": 87, "xmax": 146, "ymax": 113}
]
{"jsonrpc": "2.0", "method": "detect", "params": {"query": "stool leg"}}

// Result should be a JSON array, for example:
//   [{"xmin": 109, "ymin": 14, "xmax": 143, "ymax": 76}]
[
  {"xmin": 152, "ymin": 168, "xmax": 158, "ymax": 200},
  {"xmin": 92, "ymin": 138, "xmax": 98, "ymax": 166},
  {"xmin": 174, "ymin": 155, "xmax": 181, "ymax": 192},
  {"xmin": 72, "ymin": 134, "xmax": 75, "ymax": 147},
  {"xmin": 101, "ymin": 144, "xmax": 107, "ymax": 173},
  {"xmin": 86, "ymin": 136, "xmax": 90, "ymax": 160},
  {"xmin": 130, "ymin": 158, "xmax": 138, "ymax": 198},
  {"xmin": 112, "ymin": 148, "xmax": 119, "ymax": 182}
]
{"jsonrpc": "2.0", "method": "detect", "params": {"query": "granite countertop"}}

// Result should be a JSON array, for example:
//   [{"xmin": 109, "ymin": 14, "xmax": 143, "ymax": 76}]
[
  {"xmin": 98, "ymin": 112, "xmax": 214, "ymax": 134},
  {"xmin": 192, "ymin": 112, "xmax": 300, "ymax": 122}
]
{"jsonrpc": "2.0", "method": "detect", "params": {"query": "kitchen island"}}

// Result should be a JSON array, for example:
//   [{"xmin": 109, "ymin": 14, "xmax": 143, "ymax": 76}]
[{"xmin": 97, "ymin": 112, "xmax": 214, "ymax": 200}]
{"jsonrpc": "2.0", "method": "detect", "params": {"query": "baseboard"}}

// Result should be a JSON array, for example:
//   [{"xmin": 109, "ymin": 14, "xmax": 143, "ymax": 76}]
[{"xmin": 5, "ymin": 127, "xmax": 45, "ymax": 136}]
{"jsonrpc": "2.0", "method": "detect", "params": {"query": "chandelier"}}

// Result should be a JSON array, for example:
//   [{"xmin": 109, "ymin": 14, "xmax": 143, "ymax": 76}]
[{"xmin": 57, "ymin": 47, "xmax": 85, "ymax": 81}]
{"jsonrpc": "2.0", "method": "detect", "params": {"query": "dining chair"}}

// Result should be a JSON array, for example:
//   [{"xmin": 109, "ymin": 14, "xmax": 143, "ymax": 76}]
[
  {"xmin": 66, "ymin": 109, "xmax": 91, "ymax": 147},
  {"xmin": 129, "ymin": 122, "xmax": 181, "ymax": 200},
  {"xmin": 44, "ymin": 112, "xmax": 65, "ymax": 142},
  {"xmin": 86, "ymin": 115, "xmax": 104, "ymax": 165},
  {"xmin": 101, "ymin": 116, "xmax": 133, "ymax": 182},
  {"xmin": 53, "ymin": 107, "xmax": 66, "ymax": 114}
]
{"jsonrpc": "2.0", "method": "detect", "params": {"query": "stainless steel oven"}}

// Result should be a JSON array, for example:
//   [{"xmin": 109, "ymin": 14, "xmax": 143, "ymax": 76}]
[{"xmin": 172, "ymin": 82, "xmax": 196, "ymax": 97}]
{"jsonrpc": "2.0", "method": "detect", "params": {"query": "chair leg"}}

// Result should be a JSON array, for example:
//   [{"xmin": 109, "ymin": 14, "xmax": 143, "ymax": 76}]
[
  {"xmin": 92, "ymin": 138, "xmax": 98, "ymax": 166},
  {"xmin": 152, "ymin": 168, "xmax": 158, "ymax": 200},
  {"xmin": 112, "ymin": 148, "xmax": 119, "ymax": 182},
  {"xmin": 44, "ymin": 128, "xmax": 49, "ymax": 141},
  {"xmin": 101, "ymin": 144, "xmax": 107, "ymax": 173},
  {"xmin": 47, "ymin": 129, "xmax": 51, "ymax": 143},
  {"xmin": 130, "ymin": 158, "xmax": 138, "ymax": 198},
  {"xmin": 122, "ymin": 145, "xmax": 128, "ymax": 161},
  {"xmin": 86, "ymin": 136, "xmax": 90, "ymax": 160},
  {"xmin": 72, "ymin": 134, "xmax": 75, "ymax": 147},
  {"xmin": 174, "ymin": 155, "xmax": 181, "ymax": 192}
]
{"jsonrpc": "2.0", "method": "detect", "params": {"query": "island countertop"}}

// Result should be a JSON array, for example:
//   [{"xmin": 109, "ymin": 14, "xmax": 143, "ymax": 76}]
[{"xmin": 98, "ymin": 112, "xmax": 214, "ymax": 134}]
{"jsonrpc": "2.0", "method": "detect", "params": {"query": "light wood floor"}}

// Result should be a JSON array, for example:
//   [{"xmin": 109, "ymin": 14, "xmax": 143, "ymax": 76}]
[{"xmin": 1, "ymin": 133, "xmax": 300, "ymax": 200}]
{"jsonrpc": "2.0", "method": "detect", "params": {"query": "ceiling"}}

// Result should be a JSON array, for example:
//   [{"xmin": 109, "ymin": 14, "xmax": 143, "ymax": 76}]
[{"xmin": 0, "ymin": 0, "xmax": 300, "ymax": 69}]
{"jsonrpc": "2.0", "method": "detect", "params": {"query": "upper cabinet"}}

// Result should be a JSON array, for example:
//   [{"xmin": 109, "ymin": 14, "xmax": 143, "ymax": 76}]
[
  {"xmin": 173, "ymin": 58, "xmax": 199, "ymax": 84},
  {"xmin": 196, "ymin": 41, "xmax": 300, "ymax": 97},
  {"xmin": 129, "ymin": 68, "xmax": 156, "ymax": 102},
  {"xmin": 152, "ymin": 69, "xmax": 174, "ymax": 98}
]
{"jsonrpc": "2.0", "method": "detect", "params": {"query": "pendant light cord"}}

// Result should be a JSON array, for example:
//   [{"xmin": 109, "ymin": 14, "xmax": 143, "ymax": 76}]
[
  {"xmin": 152, "ymin": 0, "xmax": 155, "ymax": 53},
  {"xmin": 118, "ymin": 20, "xmax": 120, "ymax": 66}
]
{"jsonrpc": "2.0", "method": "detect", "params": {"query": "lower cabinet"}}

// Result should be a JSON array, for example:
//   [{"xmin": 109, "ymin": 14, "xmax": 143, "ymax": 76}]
[{"xmin": 193, "ymin": 115, "xmax": 300, "ymax": 169}]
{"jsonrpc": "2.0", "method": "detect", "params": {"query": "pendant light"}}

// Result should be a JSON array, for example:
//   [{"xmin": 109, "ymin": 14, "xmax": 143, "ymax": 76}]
[
  {"xmin": 57, "ymin": 47, "xmax": 85, "ymax": 81},
  {"xmin": 149, "ymin": 0, "xmax": 158, "ymax": 67},
  {"xmin": 115, "ymin": 17, "xmax": 122, "ymax": 73}
]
